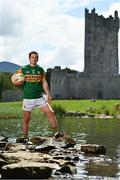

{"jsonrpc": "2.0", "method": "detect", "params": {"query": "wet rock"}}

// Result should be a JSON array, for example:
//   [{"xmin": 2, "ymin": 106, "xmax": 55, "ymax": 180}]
[
  {"xmin": 66, "ymin": 111, "xmax": 86, "ymax": 117},
  {"xmin": 0, "ymin": 151, "xmax": 51, "ymax": 164},
  {"xmin": 0, "ymin": 135, "xmax": 108, "ymax": 179},
  {"xmin": 53, "ymin": 155, "xmax": 66, "ymax": 160},
  {"xmin": 63, "ymin": 161, "xmax": 76, "ymax": 167},
  {"xmin": 4, "ymin": 143, "xmax": 26, "ymax": 152},
  {"xmin": 61, "ymin": 135, "xmax": 76, "ymax": 148},
  {"xmin": 87, "ymin": 113, "xmax": 95, "ymax": 118},
  {"xmin": 0, "ymin": 136, "xmax": 8, "ymax": 142},
  {"xmin": 34, "ymin": 138, "xmax": 56, "ymax": 152},
  {"xmin": 1, "ymin": 162, "xmax": 58, "ymax": 179},
  {"xmin": 114, "ymin": 114, "xmax": 120, "ymax": 119},
  {"xmin": 72, "ymin": 156, "xmax": 79, "ymax": 161},
  {"xmin": 81, "ymin": 144, "xmax": 106, "ymax": 155},
  {"xmin": 34, "ymin": 136, "xmax": 76, "ymax": 151},
  {"xmin": 0, "ymin": 142, "xmax": 8, "ymax": 150},
  {"xmin": 58, "ymin": 165, "xmax": 76, "ymax": 175},
  {"xmin": 30, "ymin": 136, "xmax": 47, "ymax": 145},
  {"xmin": 49, "ymin": 148, "xmax": 63, "ymax": 156},
  {"xmin": 0, "ymin": 158, "xmax": 8, "ymax": 168},
  {"xmin": 64, "ymin": 156, "xmax": 71, "ymax": 161},
  {"xmin": 95, "ymin": 114, "xmax": 113, "ymax": 119}
]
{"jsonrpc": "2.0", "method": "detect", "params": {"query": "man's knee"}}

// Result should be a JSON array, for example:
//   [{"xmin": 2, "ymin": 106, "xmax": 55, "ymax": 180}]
[{"xmin": 47, "ymin": 110, "xmax": 55, "ymax": 117}]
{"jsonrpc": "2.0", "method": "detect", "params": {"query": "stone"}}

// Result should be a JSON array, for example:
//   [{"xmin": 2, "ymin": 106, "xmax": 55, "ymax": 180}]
[
  {"xmin": 30, "ymin": 136, "xmax": 47, "ymax": 145},
  {"xmin": 34, "ymin": 138, "xmax": 56, "ymax": 151},
  {"xmin": 0, "ymin": 136, "xmax": 8, "ymax": 142},
  {"xmin": 0, "ymin": 151, "xmax": 51, "ymax": 164},
  {"xmin": 0, "ymin": 135, "xmax": 108, "ymax": 179},
  {"xmin": 58, "ymin": 165, "xmax": 76, "ymax": 175},
  {"xmin": 72, "ymin": 156, "xmax": 79, "ymax": 161},
  {"xmin": 4, "ymin": 143, "xmax": 26, "ymax": 152},
  {"xmin": 81, "ymin": 144, "xmax": 106, "ymax": 155},
  {"xmin": 1, "ymin": 161, "xmax": 58, "ymax": 179},
  {"xmin": 0, "ymin": 142, "xmax": 8, "ymax": 150},
  {"xmin": 0, "ymin": 158, "xmax": 8, "ymax": 168}
]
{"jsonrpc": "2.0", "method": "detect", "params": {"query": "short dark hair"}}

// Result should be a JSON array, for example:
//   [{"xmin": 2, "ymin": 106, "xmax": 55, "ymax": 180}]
[{"xmin": 29, "ymin": 51, "xmax": 39, "ymax": 58}]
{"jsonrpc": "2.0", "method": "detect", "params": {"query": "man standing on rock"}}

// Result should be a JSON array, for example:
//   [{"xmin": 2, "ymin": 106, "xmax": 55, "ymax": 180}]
[{"xmin": 16, "ymin": 51, "xmax": 64, "ymax": 142}]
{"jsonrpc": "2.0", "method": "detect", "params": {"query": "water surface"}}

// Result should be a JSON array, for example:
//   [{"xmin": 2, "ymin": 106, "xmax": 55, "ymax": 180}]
[{"xmin": 0, "ymin": 117, "xmax": 120, "ymax": 179}]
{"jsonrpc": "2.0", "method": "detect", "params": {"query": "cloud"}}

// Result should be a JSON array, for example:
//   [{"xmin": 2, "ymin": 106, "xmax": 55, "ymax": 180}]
[
  {"xmin": 0, "ymin": 0, "xmax": 86, "ymax": 71},
  {"xmin": 101, "ymin": 1, "xmax": 120, "ymax": 17},
  {"xmin": 0, "ymin": 1, "xmax": 24, "ymax": 36},
  {"xmin": 0, "ymin": 0, "xmax": 119, "ymax": 72}
]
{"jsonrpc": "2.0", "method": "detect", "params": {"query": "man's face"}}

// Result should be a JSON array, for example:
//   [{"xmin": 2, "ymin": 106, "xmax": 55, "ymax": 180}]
[{"xmin": 29, "ymin": 53, "xmax": 38, "ymax": 65}]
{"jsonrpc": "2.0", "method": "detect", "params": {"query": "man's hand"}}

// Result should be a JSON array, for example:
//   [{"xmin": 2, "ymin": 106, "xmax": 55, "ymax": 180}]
[
  {"xmin": 43, "ymin": 93, "xmax": 51, "ymax": 103},
  {"xmin": 46, "ymin": 93, "xmax": 51, "ymax": 103}
]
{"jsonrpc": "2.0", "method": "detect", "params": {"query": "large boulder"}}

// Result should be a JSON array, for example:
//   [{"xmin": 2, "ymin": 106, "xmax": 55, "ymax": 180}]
[{"xmin": 1, "ymin": 162, "xmax": 58, "ymax": 179}]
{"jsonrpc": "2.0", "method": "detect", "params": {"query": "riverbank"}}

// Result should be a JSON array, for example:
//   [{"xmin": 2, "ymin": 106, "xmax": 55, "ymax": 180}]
[
  {"xmin": 0, "ymin": 100, "xmax": 120, "ymax": 119},
  {"xmin": 52, "ymin": 99, "xmax": 120, "ymax": 117}
]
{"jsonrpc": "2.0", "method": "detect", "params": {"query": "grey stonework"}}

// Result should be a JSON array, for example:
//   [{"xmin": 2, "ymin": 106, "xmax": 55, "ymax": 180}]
[
  {"xmin": 50, "ymin": 9, "xmax": 120, "ymax": 99},
  {"xmin": 84, "ymin": 8, "xmax": 119, "ymax": 75},
  {"xmin": 51, "ymin": 69, "xmax": 120, "ymax": 99}
]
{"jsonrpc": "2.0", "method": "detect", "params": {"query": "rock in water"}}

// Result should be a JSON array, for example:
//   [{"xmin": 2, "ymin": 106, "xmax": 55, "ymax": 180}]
[
  {"xmin": 1, "ymin": 162, "xmax": 55, "ymax": 179},
  {"xmin": 81, "ymin": 144, "xmax": 106, "ymax": 155}
]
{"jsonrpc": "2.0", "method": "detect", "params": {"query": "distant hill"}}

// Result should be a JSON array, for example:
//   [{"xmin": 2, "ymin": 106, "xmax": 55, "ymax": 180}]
[{"xmin": 0, "ymin": 61, "xmax": 21, "ymax": 73}]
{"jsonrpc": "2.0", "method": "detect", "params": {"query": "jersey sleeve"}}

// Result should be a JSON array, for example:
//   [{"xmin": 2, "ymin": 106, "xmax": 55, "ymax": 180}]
[{"xmin": 16, "ymin": 68, "xmax": 23, "ymax": 74}]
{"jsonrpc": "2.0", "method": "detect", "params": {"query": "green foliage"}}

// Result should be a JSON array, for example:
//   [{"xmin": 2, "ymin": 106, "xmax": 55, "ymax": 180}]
[
  {"xmin": 1, "ymin": 72, "xmax": 12, "ymax": 90},
  {"xmin": 0, "ymin": 72, "xmax": 19, "ymax": 92},
  {"xmin": 2, "ymin": 72, "xmax": 14, "ymax": 90},
  {"xmin": 52, "ymin": 104, "xmax": 66, "ymax": 117},
  {"xmin": 103, "ymin": 109, "xmax": 110, "ymax": 115},
  {"xmin": 0, "ymin": 73, "xmax": 3, "ymax": 98}
]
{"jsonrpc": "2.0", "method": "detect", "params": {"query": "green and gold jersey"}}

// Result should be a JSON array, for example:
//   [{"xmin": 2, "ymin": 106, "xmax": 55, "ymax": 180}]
[{"xmin": 17, "ymin": 64, "xmax": 45, "ymax": 99}]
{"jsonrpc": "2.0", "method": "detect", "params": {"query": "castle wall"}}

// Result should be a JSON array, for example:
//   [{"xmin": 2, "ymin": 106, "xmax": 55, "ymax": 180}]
[
  {"xmin": 84, "ymin": 9, "xmax": 119, "ymax": 75},
  {"xmin": 50, "ymin": 69, "xmax": 70, "ymax": 99},
  {"xmin": 51, "ymin": 70, "xmax": 120, "ymax": 99}
]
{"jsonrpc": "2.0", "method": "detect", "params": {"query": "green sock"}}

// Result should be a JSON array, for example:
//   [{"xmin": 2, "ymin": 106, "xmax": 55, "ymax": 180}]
[
  {"xmin": 22, "ymin": 134, "xmax": 28, "ymax": 138},
  {"xmin": 52, "ymin": 127, "xmax": 58, "ymax": 134}
]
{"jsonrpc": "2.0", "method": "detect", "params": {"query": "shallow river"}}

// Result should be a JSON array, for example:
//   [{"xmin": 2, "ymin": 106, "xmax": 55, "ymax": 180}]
[{"xmin": 0, "ymin": 117, "xmax": 120, "ymax": 179}]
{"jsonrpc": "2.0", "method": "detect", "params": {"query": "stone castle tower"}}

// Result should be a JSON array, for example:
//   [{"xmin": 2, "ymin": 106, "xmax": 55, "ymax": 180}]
[
  {"xmin": 84, "ymin": 8, "xmax": 119, "ymax": 75},
  {"xmin": 50, "ymin": 9, "xmax": 120, "ymax": 99}
]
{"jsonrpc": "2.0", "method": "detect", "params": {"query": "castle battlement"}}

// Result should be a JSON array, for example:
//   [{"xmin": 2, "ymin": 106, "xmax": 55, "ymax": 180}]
[{"xmin": 85, "ymin": 8, "xmax": 119, "ymax": 31}]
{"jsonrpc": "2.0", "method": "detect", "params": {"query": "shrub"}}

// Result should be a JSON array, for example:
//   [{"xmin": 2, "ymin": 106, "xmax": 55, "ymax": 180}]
[
  {"xmin": 52, "ymin": 104, "xmax": 66, "ymax": 117},
  {"xmin": 104, "ymin": 109, "xmax": 110, "ymax": 115}
]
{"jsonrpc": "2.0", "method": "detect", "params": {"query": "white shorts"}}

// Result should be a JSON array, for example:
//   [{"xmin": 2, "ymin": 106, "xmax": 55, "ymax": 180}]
[{"xmin": 22, "ymin": 97, "xmax": 48, "ymax": 112}]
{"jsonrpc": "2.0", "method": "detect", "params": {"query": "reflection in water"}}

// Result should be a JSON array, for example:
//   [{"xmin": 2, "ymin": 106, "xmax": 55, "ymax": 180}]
[
  {"xmin": 0, "ymin": 117, "xmax": 120, "ymax": 179},
  {"xmin": 86, "ymin": 158, "xmax": 119, "ymax": 177}
]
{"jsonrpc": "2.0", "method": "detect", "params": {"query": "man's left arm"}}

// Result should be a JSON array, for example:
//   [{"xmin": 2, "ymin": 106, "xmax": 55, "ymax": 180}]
[{"xmin": 42, "ymin": 75, "xmax": 51, "ymax": 103}]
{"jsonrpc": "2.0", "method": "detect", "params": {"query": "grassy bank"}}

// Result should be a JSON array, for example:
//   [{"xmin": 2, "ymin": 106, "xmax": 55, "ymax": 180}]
[{"xmin": 0, "ymin": 100, "xmax": 120, "ymax": 119}]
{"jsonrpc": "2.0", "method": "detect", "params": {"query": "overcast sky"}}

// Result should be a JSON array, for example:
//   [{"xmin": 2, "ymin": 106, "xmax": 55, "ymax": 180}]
[{"xmin": 0, "ymin": 0, "xmax": 120, "ymax": 72}]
